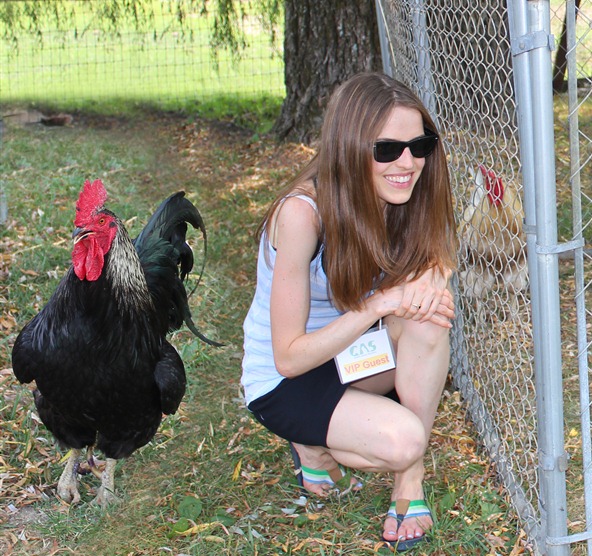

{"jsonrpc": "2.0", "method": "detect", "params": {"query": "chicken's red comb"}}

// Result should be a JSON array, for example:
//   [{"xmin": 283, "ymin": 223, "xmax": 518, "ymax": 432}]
[
  {"xmin": 479, "ymin": 165, "xmax": 504, "ymax": 206},
  {"xmin": 75, "ymin": 179, "xmax": 107, "ymax": 224}
]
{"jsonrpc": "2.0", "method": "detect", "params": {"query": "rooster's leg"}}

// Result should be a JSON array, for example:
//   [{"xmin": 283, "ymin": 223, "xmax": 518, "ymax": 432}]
[
  {"xmin": 56, "ymin": 448, "xmax": 81, "ymax": 504},
  {"xmin": 94, "ymin": 458, "xmax": 119, "ymax": 507}
]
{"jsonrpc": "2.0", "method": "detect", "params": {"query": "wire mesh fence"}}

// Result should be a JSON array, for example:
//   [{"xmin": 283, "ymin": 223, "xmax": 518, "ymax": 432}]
[
  {"xmin": 377, "ymin": 0, "xmax": 592, "ymax": 553},
  {"xmin": 0, "ymin": 0, "xmax": 285, "ymax": 110}
]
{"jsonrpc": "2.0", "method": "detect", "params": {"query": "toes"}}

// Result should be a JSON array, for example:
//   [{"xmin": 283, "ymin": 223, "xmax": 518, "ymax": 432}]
[
  {"xmin": 301, "ymin": 480, "xmax": 331, "ymax": 497},
  {"xmin": 382, "ymin": 516, "xmax": 400, "ymax": 541},
  {"xmin": 301, "ymin": 476, "xmax": 360, "ymax": 497},
  {"xmin": 58, "ymin": 487, "xmax": 81, "ymax": 505},
  {"xmin": 94, "ymin": 486, "xmax": 119, "ymax": 507},
  {"xmin": 57, "ymin": 481, "xmax": 81, "ymax": 504},
  {"xmin": 397, "ymin": 520, "xmax": 430, "ymax": 540},
  {"xmin": 57, "ymin": 474, "xmax": 81, "ymax": 504}
]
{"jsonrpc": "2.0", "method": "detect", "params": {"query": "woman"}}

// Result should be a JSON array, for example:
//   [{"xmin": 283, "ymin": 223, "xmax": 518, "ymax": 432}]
[{"xmin": 242, "ymin": 72, "xmax": 456, "ymax": 551}]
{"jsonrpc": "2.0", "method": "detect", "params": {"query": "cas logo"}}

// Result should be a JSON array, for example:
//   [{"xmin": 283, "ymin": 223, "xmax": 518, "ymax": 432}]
[{"xmin": 350, "ymin": 340, "xmax": 376, "ymax": 358}]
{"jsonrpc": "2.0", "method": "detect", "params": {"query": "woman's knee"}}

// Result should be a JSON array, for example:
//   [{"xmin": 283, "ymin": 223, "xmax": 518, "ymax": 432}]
[
  {"xmin": 401, "ymin": 319, "xmax": 449, "ymax": 350},
  {"xmin": 376, "ymin": 419, "xmax": 427, "ymax": 470}
]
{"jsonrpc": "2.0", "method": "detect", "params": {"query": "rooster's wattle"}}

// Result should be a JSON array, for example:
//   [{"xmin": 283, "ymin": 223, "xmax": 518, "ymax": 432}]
[{"xmin": 11, "ymin": 179, "xmax": 217, "ymax": 505}]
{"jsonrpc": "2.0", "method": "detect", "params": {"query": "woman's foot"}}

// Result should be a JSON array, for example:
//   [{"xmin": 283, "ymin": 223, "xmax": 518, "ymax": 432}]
[
  {"xmin": 383, "ymin": 499, "xmax": 432, "ymax": 550},
  {"xmin": 290, "ymin": 442, "xmax": 362, "ymax": 497}
]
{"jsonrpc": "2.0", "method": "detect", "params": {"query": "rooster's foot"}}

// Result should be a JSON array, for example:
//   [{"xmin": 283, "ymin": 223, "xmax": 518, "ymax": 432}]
[
  {"xmin": 94, "ymin": 485, "xmax": 119, "ymax": 507},
  {"xmin": 57, "ymin": 448, "xmax": 82, "ymax": 504},
  {"xmin": 93, "ymin": 458, "xmax": 119, "ymax": 507}
]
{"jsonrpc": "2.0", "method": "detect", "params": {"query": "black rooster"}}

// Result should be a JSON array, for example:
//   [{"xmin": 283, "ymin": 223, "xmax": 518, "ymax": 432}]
[{"xmin": 11, "ymin": 179, "xmax": 218, "ymax": 505}]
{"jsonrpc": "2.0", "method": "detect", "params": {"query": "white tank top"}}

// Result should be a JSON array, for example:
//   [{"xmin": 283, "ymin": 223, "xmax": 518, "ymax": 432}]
[{"xmin": 241, "ymin": 195, "xmax": 342, "ymax": 405}]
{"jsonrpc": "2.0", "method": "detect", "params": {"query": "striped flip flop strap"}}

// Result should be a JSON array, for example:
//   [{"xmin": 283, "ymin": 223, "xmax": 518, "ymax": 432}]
[{"xmin": 387, "ymin": 499, "xmax": 432, "ymax": 522}]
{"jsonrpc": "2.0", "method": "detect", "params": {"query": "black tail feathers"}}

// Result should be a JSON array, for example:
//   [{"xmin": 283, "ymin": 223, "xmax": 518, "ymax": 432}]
[{"xmin": 134, "ymin": 192, "xmax": 222, "ymax": 346}]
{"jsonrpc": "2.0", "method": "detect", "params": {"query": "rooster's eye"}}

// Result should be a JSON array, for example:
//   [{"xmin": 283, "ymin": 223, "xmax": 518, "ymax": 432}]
[{"xmin": 98, "ymin": 217, "xmax": 106, "ymax": 225}]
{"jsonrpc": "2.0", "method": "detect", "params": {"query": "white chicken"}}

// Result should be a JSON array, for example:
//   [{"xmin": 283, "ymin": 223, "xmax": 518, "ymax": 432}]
[{"xmin": 459, "ymin": 165, "xmax": 528, "ymax": 317}]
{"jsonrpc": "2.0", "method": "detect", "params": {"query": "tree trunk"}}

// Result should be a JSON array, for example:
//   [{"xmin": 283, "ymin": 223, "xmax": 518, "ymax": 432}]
[{"xmin": 272, "ymin": 0, "xmax": 382, "ymax": 144}]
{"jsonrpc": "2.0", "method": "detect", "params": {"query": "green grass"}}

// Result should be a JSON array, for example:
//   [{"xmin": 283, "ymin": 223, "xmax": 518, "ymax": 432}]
[
  {"xmin": 0, "ymin": 0, "xmax": 285, "ymax": 132},
  {"xmin": 0, "ymin": 113, "xmax": 524, "ymax": 555}
]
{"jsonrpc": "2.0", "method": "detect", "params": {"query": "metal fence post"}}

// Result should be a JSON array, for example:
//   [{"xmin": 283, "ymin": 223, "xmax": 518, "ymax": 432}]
[
  {"xmin": 508, "ymin": 1, "xmax": 569, "ymax": 553},
  {"xmin": 410, "ymin": 0, "xmax": 437, "ymax": 118},
  {"xmin": 506, "ymin": 0, "xmax": 546, "ymax": 550},
  {"xmin": 375, "ymin": 0, "xmax": 393, "ymax": 76}
]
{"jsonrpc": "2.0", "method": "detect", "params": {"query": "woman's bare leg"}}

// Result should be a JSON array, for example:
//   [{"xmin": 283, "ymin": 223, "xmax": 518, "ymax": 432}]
[
  {"xmin": 385, "ymin": 317, "xmax": 450, "ymax": 542},
  {"xmin": 289, "ymin": 368, "xmax": 399, "ymax": 497},
  {"xmin": 290, "ymin": 317, "xmax": 449, "ymax": 542},
  {"xmin": 328, "ymin": 318, "xmax": 450, "ymax": 542}
]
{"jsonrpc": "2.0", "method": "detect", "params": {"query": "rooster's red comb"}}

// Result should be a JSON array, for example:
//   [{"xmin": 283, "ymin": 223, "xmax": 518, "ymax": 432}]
[
  {"xmin": 75, "ymin": 179, "xmax": 107, "ymax": 224},
  {"xmin": 479, "ymin": 165, "xmax": 504, "ymax": 206}
]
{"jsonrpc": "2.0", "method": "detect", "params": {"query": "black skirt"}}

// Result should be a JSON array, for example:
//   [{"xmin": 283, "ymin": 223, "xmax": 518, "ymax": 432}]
[
  {"xmin": 248, "ymin": 359, "xmax": 346, "ymax": 447},
  {"xmin": 248, "ymin": 358, "xmax": 399, "ymax": 447}
]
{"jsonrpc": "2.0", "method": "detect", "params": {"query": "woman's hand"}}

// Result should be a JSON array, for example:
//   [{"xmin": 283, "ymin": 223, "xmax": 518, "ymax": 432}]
[
  {"xmin": 399, "ymin": 267, "xmax": 454, "ymax": 326},
  {"xmin": 369, "ymin": 268, "xmax": 454, "ymax": 329}
]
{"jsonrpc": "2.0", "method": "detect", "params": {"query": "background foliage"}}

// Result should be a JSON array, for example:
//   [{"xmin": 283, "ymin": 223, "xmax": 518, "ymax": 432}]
[{"xmin": 0, "ymin": 0, "xmax": 282, "ymax": 58}]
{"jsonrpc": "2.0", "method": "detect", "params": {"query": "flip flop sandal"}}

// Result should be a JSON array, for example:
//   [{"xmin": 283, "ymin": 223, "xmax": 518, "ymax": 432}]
[
  {"xmin": 289, "ymin": 442, "xmax": 363, "ymax": 496},
  {"xmin": 382, "ymin": 499, "xmax": 432, "ymax": 552}
]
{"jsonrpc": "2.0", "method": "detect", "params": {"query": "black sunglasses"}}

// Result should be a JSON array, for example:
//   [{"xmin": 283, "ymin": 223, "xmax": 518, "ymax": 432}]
[{"xmin": 373, "ymin": 131, "xmax": 439, "ymax": 163}]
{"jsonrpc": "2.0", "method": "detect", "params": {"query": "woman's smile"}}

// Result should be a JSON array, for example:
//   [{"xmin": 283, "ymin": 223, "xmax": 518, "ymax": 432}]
[{"xmin": 384, "ymin": 173, "xmax": 414, "ymax": 188}]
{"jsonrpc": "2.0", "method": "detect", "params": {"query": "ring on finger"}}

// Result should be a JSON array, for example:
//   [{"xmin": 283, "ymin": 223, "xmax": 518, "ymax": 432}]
[{"xmin": 412, "ymin": 303, "xmax": 421, "ymax": 309}]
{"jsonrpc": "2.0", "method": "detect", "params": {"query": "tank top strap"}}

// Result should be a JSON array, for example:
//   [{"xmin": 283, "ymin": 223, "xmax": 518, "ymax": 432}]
[
  {"xmin": 289, "ymin": 193, "xmax": 318, "ymax": 212},
  {"xmin": 287, "ymin": 194, "xmax": 322, "ymax": 261}
]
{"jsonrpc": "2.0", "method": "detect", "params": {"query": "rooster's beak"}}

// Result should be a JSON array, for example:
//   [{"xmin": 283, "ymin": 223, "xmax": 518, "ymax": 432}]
[{"xmin": 72, "ymin": 227, "xmax": 92, "ymax": 244}]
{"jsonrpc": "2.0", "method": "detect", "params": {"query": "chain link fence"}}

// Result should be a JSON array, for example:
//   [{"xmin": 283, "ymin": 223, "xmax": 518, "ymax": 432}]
[{"xmin": 377, "ymin": 0, "xmax": 592, "ymax": 553}]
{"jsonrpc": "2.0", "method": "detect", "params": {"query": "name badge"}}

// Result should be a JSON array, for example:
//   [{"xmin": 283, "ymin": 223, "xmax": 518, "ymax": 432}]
[{"xmin": 334, "ymin": 319, "xmax": 396, "ymax": 384}]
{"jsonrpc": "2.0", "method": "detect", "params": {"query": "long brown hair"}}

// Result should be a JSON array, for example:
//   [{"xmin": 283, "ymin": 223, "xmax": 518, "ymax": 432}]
[{"xmin": 259, "ymin": 72, "xmax": 456, "ymax": 311}]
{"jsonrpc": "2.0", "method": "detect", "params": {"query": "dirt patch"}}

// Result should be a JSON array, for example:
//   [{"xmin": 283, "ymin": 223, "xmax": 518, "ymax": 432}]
[{"xmin": 5, "ymin": 505, "xmax": 49, "ymax": 529}]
